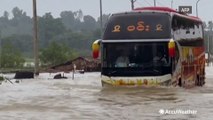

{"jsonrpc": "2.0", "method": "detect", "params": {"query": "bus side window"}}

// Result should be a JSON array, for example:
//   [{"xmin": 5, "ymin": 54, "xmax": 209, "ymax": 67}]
[{"xmin": 172, "ymin": 19, "xmax": 178, "ymax": 31}]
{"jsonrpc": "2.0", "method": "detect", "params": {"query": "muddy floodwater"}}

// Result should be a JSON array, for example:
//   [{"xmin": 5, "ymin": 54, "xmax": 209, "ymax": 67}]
[{"xmin": 0, "ymin": 67, "xmax": 213, "ymax": 120}]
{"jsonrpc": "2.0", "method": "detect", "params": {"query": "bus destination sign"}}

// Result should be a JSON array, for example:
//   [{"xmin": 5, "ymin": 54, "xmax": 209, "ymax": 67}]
[{"xmin": 112, "ymin": 21, "xmax": 164, "ymax": 33}]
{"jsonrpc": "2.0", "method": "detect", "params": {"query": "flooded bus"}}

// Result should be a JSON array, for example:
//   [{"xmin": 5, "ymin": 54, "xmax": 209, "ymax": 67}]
[{"xmin": 92, "ymin": 7, "xmax": 205, "ymax": 88}]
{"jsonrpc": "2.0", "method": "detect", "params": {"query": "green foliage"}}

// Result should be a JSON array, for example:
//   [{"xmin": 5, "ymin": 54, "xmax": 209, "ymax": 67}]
[
  {"xmin": 60, "ymin": 10, "xmax": 83, "ymax": 31},
  {"xmin": 2, "ymin": 35, "xmax": 33, "ymax": 57},
  {"xmin": 52, "ymin": 30, "xmax": 95, "ymax": 54},
  {"xmin": 0, "ymin": 42, "xmax": 25, "ymax": 68},
  {"xmin": 1, "ymin": 6, "xmax": 212, "ymax": 61},
  {"xmin": 38, "ymin": 13, "xmax": 66, "ymax": 49},
  {"xmin": 0, "ymin": 7, "xmax": 32, "ymax": 37},
  {"xmin": 208, "ymin": 21, "xmax": 213, "ymax": 31},
  {"xmin": 0, "ymin": 76, "xmax": 4, "ymax": 81},
  {"xmin": 0, "ymin": 7, "xmax": 111, "ymax": 69},
  {"xmin": 40, "ymin": 41, "xmax": 77, "ymax": 66},
  {"xmin": 82, "ymin": 15, "xmax": 97, "ymax": 31}
]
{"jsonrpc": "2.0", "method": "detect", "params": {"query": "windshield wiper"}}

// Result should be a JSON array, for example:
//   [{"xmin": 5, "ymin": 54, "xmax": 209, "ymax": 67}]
[{"xmin": 108, "ymin": 70, "xmax": 118, "ymax": 77}]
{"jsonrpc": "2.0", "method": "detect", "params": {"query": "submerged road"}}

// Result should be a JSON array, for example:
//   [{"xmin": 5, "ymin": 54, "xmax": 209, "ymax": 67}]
[{"xmin": 0, "ymin": 67, "xmax": 213, "ymax": 120}]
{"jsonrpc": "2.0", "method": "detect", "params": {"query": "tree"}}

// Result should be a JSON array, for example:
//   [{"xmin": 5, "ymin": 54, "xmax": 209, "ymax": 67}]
[
  {"xmin": 12, "ymin": 7, "xmax": 24, "ymax": 19},
  {"xmin": 0, "ymin": 11, "xmax": 10, "ymax": 34},
  {"xmin": 39, "ymin": 13, "xmax": 66, "ymax": 47},
  {"xmin": 208, "ymin": 21, "xmax": 213, "ymax": 31},
  {"xmin": 97, "ymin": 14, "xmax": 110, "ymax": 29},
  {"xmin": 2, "ymin": 35, "xmax": 33, "ymax": 57},
  {"xmin": 0, "ymin": 8, "xmax": 107, "ymax": 59},
  {"xmin": 0, "ymin": 42, "xmax": 25, "ymax": 68},
  {"xmin": 3, "ymin": 11, "xmax": 9, "ymax": 20},
  {"xmin": 52, "ymin": 30, "xmax": 95, "ymax": 56},
  {"xmin": 1, "ymin": 7, "xmax": 33, "ymax": 37},
  {"xmin": 40, "ymin": 41, "xmax": 76, "ymax": 66},
  {"xmin": 82, "ymin": 15, "xmax": 97, "ymax": 31},
  {"xmin": 93, "ymin": 28, "xmax": 102, "ymax": 39},
  {"xmin": 60, "ymin": 10, "xmax": 83, "ymax": 31}
]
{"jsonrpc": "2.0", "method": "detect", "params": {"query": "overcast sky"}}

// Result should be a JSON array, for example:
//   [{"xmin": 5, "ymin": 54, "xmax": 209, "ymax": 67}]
[{"xmin": 0, "ymin": 0, "xmax": 212, "ymax": 22}]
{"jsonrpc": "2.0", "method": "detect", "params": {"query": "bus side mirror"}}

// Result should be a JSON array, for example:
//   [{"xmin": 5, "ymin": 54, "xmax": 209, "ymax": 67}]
[
  {"xmin": 168, "ymin": 39, "xmax": 175, "ymax": 58},
  {"xmin": 92, "ymin": 39, "xmax": 101, "ymax": 59}
]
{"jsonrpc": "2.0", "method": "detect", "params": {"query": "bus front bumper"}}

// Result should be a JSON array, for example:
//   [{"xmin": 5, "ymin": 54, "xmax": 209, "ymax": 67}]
[{"xmin": 101, "ymin": 74, "xmax": 172, "ymax": 87}]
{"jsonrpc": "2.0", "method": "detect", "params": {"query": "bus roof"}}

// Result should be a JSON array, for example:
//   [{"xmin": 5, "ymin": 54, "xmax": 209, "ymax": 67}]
[
  {"xmin": 133, "ymin": 7, "xmax": 202, "ymax": 23},
  {"xmin": 134, "ymin": 6, "xmax": 177, "ymax": 13}
]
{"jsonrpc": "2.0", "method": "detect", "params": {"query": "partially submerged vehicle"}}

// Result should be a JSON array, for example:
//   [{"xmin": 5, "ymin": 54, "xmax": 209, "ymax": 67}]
[{"xmin": 92, "ymin": 7, "xmax": 205, "ymax": 88}]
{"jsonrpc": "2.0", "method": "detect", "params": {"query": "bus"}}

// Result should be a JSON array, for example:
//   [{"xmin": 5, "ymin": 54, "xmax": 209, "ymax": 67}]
[{"xmin": 92, "ymin": 7, "xmax": 205, "ymax": 88}]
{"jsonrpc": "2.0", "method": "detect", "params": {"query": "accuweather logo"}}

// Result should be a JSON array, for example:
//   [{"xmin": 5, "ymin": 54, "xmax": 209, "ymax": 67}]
[{"xmin": 159, "ymin": 109, "xmax": 197, "ymax": 115}]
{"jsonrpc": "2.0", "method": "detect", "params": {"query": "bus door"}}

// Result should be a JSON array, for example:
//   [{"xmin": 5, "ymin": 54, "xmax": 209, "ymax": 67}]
[{"xmin": 181, "ymin": 47, "xmax": 196, "ymax": 86}]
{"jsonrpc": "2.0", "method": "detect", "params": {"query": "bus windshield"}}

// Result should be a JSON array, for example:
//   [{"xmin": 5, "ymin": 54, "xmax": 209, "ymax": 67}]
[
  {"xmin": 103, "ymin": 12, "xmax": 171, "ymax": 40},
  {"xmin": 102, "ymin": 42, "xmax": 171, "ymax": 76}
]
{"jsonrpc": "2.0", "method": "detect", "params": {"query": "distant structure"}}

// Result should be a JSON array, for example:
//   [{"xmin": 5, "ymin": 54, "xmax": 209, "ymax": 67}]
[{"xmin": 46, "ymin": 57, "xmax": 101, "ymax": 73}]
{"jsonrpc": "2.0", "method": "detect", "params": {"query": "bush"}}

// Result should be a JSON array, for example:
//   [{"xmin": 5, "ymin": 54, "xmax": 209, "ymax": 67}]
[
  {"xmin": 0, "ymin": 76, "xmax": 4, "ymax": 81},
  {"xmin": 40, "ymin": 41, "xmax": 77, "ymax": 66}
]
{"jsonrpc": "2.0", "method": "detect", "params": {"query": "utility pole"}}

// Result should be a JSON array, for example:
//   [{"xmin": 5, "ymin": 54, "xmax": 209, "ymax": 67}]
[
  {"xmin": 131, "ymin": 0, "xmax": 136, "ymax": 10},
  {"xmin": 33, "ymin": 0, "xmax": 39, "ymax": 76},
  {"xmin": 0, "ymin": 37, "xmax": 1, "ymax": 72},
  {"xmin": 100, "ymin": 0, "xmax": 103, "ymax": 37},
  {"xmin": 171, "ymin": 0, "xmax": 173, "ymax": 8},
  {"xmin": 209, "ymin": 22, "xmax": 213, "ymax": 66},
  {"xmin": 0, "ymin": 31, "xmax": 1, "ymax": 71},
  {"xmin": 154, "ymin": 0, "xmax": 156, "ymax": 6},
  {"xmin": 196, "ymin": 0, "xmax": 201, "ymax": 17},
  {"xmin": 208, "ymin": 35, "xmax": 210, "ymax": 66}
]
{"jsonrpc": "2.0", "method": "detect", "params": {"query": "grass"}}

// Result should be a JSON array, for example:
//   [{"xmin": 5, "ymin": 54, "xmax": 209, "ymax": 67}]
[{"xmin": 0, "ymin": 76, "xmax": 4, "ymax": 81}]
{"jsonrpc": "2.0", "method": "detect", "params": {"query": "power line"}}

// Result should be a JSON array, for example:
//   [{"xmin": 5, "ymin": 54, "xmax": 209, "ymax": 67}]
[
  {"xmin": 135, "ymin": 0, "xmax": 152, "ymax": 7},
  {"xmin": 156, "ymin": 1, "xmax": 166, "ymax": 7},
  {"xmin": 160, "ymin": 0, "xmax": 174, "ymax": 7},
  {"xmin": 142, "ymin": 0, "xmax": 152, "ymax": 6},
  {"xmin": 132, "ymin": 0, "xmax": 170, "ymax": 8},
  {"xmin": 135, "ymin": 1, "xmax": 144, "ymax": 7}
]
